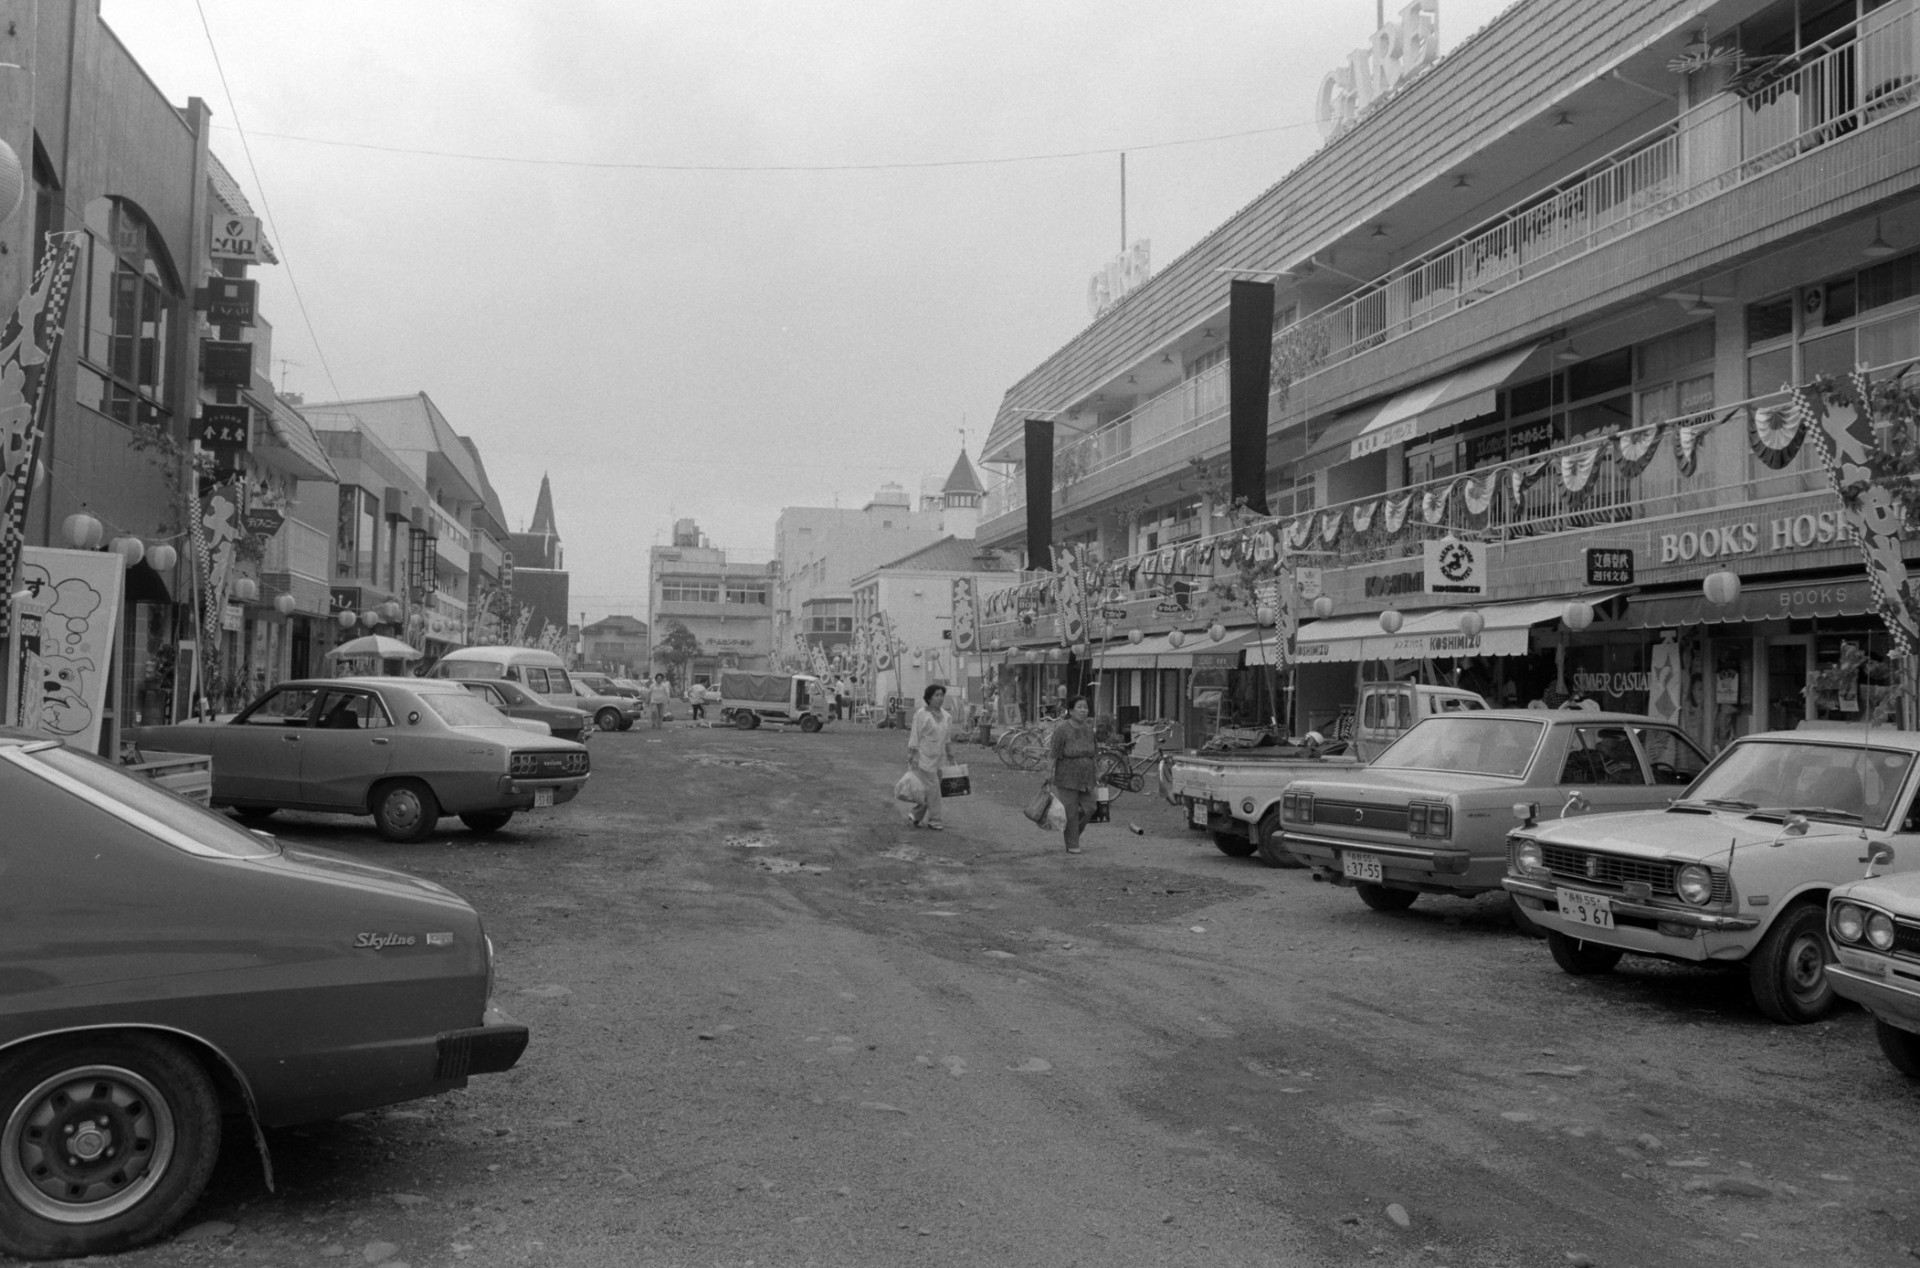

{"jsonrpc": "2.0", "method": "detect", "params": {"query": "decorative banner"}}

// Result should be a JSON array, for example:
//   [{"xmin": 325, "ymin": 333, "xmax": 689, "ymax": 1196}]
[
  {"xmin": 1615, "ymin": 422, "xmax": 1665, "ymax": 480},
  {"xmin": 1796, "ymin": 376, "xmax": 1920, "ymax": 655},
  {"xmin": 1749, "ymin": 404, "xmax": 1806, "ymax": 469},
  {"xmin": 1286, "ymin": 516, "xmax": 1314, "ymax": 549},
  {"xmin": 1673, "ymin": 411, "xmax": 1719, "ymax": 477},
  {"xmin": 1420, "ymin": 481, "xmax": 1456, "ymax": 524},
  {"xmin": 0, "ymin": 231, "xmax": 84, "ymax": 644},
  {"xmin": 1319, "ymin": 509, "xmax": 1344, "ymax": 546},
  {"xmin": 1557, "ymin": 441, "xmax": 1605, "ymax": 494},
  {"xmin": 1349, "ymin": 499, "xmax": 1378, "ymax": 533},
  {"xmin": 7, "ymin": 545, "xmax": 124, "ymax": 752},
  {"xmin": 1383, "ymin": 493, "xmax": 1412, "ymax": 534},
  {"xmin": 950, "ymin": 576, "xmax": 979, "ymax": 652},
  {"xmin": 199, "ymin": 480, "xmax": 246, "ymax": 646},
  {"xmin": 1461, "ymin": 472, "xmax": 1497, "ymax": 516},
  {"xmin": 1648, "ymin": 637, "xmax": 1682, "ymax": 724},
  {"xmin": 1508, "ymin": 458, "xmax": 1549, "ymax": 503}
]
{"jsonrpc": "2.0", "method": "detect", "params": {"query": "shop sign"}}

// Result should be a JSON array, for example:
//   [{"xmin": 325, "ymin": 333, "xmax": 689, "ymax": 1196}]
[
  {"xmin": 1296, "ymin": 567, "xmax": 1323, "ymax": 600},
  {"xmin": 707, "ymin": 636, "xmax": 757, "ymax": 648},
  {"xmin": 191, "ymin": 405, "xmax": 250, "ymax": 453},
  {"xmin": 1351, "ymin": 418, "xmax": 1418, "ymax": 458},
  {"xmin": 1657, "ymin": 509, "xmax": 1844, "ymax": 564},
  {"xmin": 1153, "ymin": 600, "xmax": 1186, "ymax": 614},
  {"xmin": 1365, "ymin": 570, "xmax": 1421, "ymax": 598},
  {"xmin": 200, "ymin": 340, "xmax": 254, "ymax": 388},
  {"xmin": 241, "ymin": 507, "xmax": 285, "ymax": 539},
  {"xmin": 1191, "ymin": 652, "xmax": 1240, "ymax": 670},
  {"xmin": 6, "ymin": 546, "xmax": 125, "ymax": 753},
  {"xmin": 1316, "ymin": 0, "xmax": 1440, "ymax": 139},
  {"xmin": 210, "ymin": 214, "xmax": 263, "ymax": 262},
  {"xmin": 1571, "ymin": 670, "xmax": 1652, "ymax": 699},
  {"xmin": 203, "ymin": 278, "xmax": 257, "ymax": 327},
  {"xmin": 1099, "ymin": 606, "xmax": 1129, "ymax": 620},
  {"xmin": 222, "ymin": 602, "xmax": 244, "ymax": 632},
  {"xmin": 1585, "ymin": 548, "xmax": 1634, "ymax": 586},
  {"xmin": 1424, "ymin": 538, "xmax": 1482, "ymax": 596}
]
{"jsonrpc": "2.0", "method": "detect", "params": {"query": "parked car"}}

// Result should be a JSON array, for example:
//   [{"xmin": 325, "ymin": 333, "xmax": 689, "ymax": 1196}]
[
  {"xmin": 578, "ymin": 672, "xmax": 639, "ymax": 700},
  {"xmin": 1505, "ymin": 729, "xmax": 1920, "ymax": 1023},
  {"xmin": 0, "ymin": 729, "xmax": 528, "ymax": 1258},
  {"xmin": 1828, "ymin": 860, "xmax": 1920, "ymax": 1076},
  {"xmin": 1282, "ymin": 710, "xmax": 1707, "ymax": 914},
  {"xmin": 426, "ymin": 647, "xmax": 577, "ymax": 707},
  {"xmin": 456, "ymin": 677, "xmax": 592, "ymax": 743},
  {"xmin": 123, "ymin": 677, "xmax": 589, "ymax": 842},
  {"xmin": 567, "ymin": 672, "xmax": 645, "ymax": 731}
]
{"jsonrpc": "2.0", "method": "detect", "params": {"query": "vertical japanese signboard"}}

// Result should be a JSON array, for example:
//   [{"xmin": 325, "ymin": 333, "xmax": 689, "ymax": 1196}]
[{"xmin": 7, "ymin": 546, "xmax": 124, "ymax": 752}]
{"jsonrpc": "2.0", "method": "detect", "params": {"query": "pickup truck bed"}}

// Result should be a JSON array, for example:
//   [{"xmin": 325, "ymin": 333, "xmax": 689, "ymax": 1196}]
[{"xmin": 1164, "ymin": 748, "xmax": 1365, "ymax": 866}]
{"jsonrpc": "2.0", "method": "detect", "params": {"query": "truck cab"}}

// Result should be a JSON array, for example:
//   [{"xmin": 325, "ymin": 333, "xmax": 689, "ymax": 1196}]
[{"xmin": 1351, "ymin": 682, "xmax": 1488, "ymax": 759}]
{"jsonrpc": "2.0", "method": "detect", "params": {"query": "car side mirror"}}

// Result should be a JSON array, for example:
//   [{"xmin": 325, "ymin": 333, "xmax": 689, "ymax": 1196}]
[
  {"xmin": 1861, "ymin": 842, "xmax": 1896, "ymax": 877},
  {"xmin": 1561, "ymin": 790, "xmax": 1589, "ymax": 817},
  {"xmin": 1769, "ymin": 814, "xmax": 1810, "ymax": 845}
]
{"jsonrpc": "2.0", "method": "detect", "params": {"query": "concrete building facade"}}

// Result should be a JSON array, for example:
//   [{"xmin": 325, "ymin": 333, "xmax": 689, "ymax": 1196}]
[{"xmin": 650, "ymin": 518, "xmax": 775, "ymax": 684}]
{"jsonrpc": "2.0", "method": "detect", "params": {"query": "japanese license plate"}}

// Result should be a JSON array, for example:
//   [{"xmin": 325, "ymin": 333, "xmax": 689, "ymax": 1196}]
[
  {"xmin": 1342, "ymin": 850, "xmax": 1384, "ymax": 883},
  {"xmin": 1555, "ymin": 887, "xmax": 1614, "ymax": 929},
  {"xmin": 1190, "ymin": 800, "xmax": 1208, "ymax": 827},
  {"xmin": 534, "ymin": 787, "xmax": 555, "ymax": 809}
]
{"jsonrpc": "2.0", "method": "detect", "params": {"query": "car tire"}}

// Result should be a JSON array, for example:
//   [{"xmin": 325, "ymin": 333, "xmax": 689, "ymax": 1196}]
[
  {"xmin": 1874, "ymin": 1020, "xmax": 1920, "ymax": 1078},
  {"xmin": 1254, "ymin": 812, "xmax": 1305, "ymax": 869},
  {"xmin": 1748, "ymin": 901, "xmax": 1836, "ymax": 1024},
  {"xmin": 799, "ymin": 715, "xmax": 823, "ymax": 734},
  {"xmin": 1212, "ymin": 829, "xmax": 1258, "ymax": 858},
  {"xmin": 459, "ymin": 811, "xmax": 514, "ymax": 834},
  {"xmin": 0, "ymin": 1034, "xmax": 221, "ymax": 1261},
  {"xmin": 371, "ymin": 779, "xmax": 440, "ymax": 844},
  {"xmin": 595, "ymin": 709, "xmax": 622, "ymax": 732},
  {"xmin": 617, "ymin": 718, "xmax": 633, "ymax": 731},
  {"xmin": 1546, "ymin": 929, "xmax": 1624, "ymax": 975},
  {"xmin": 1355, "ymin": 883, "xmax": 1418, "ymax": 912},
  {"xmin": 231, "ymin": 806, "xmax": 277, "ymax": 824}
]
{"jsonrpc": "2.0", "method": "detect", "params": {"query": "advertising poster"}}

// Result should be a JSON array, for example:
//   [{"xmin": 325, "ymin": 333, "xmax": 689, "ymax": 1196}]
[{"xmin": 7, "ymin": 545, "xmax": 124, "ymax": 752}]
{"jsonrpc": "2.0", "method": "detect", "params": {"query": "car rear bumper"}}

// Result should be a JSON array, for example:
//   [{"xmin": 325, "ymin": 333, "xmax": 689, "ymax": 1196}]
[
  {"xmin": 435, "ymin": 1002, "xmax": 530, "ymax": 1080},
  {"xmin": 1284, "ymin": 830, "xmax": 1494, "ymax": 890}
]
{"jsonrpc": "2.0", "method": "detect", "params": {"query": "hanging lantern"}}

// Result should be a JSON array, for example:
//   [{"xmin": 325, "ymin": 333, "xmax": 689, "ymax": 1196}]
[
  {"xmin": 1703, "ymin": 570, "xmax": 1742, "ymax": 607},
  {"xmin": 1255, "ymin": 603, "xmax": 1277, "ymax": 627},
  {"xmin": 910, "ymin": 649, "xmax": 923, "ymax": 668},
  {"xmin": 336, "ymin": 610, "xmax": 356, "ymax": 630},
  {"xmin": 1562, "ymin": 601, "xmax": 1595, "ymax": 632},
  {"xmin": 380, "ymin": 600, "xmax": 403, "ymax": 622},
  {"xmin": 1379, "ymin": 609, "xmax": 1404, "ymax": 635},
  {"xmin": 989, "ymin": 637, "xmax": 1004, "ymax": 650},
  {"xmin": 1127, "ymin": 628, "xmax": 1144, "ymax": 645},
  {"xmin": 231, "ymin": 576, "xmax": 259, "ymax": 603},
  {"xmin": 1167, "ymin": 629, "xmax": 1187, "ymax": 649},
  {"xmin": 146, "ymin": 543, "xmax": 177, "ymax": 573},
  {"xmin": 108, "ymin": 535, "xmax": 146, "ymax": 568},
  {"xmin": 1208, "ymin": 622, "xmax": 1226, "ymax": 642},
  {"xmin": 1072, "ymin": 642, "xmax": 1090, "ymax": 657},
  {"xmin": 62, "ymin": 511, "xmax": 103, "ymax": 550},
  {"xmin": 1458, "ymin": 609, "xmax": 1486, "ymax": 639},
  {"xmin": 274, "ymin": 593, "xmax": 297, "ymax": 616},
  {"xmin": 360, "ymin": 610, "xmax": 379, "ymax": 628},
  {"xmin": 1312, "ymin": 595, "xmax": 1335, "ymax": 619}
]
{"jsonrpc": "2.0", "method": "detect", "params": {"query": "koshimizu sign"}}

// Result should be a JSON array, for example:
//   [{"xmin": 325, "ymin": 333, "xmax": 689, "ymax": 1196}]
[
  {"xmin": 1088, "ymin": 240, "xmax": 1152, "ymax": 319},
  {"xmin": 1316, "ymin": 0, "xmax": 1440, "ymax": 139},
  {"xmin": 1423, "ymin": 537, "xmax": 1482, "ymax": 596}
]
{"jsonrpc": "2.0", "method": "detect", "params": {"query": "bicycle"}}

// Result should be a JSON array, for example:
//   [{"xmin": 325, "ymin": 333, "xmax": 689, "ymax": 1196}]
[
  {"xmin": 993, "ymin": 710, "xmax": 1063, "ymax": 772},
  {"xmin": 1095, "ymin": 720, "xmax": 1176, "ymax": 797}
]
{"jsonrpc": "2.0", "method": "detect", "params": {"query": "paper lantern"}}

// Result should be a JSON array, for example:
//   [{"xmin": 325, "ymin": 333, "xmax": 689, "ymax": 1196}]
[
  {"xmin": 336, "ymin": 610, "xmax": 357, "ymax": 630},
  {"xmin": 146, "ymin": 543, "xmax": 177, "ymax": 573},
  {"xmin": 380, "ymin": 600, "xmax": 403, "ymax": 622},
  {"xmin": 1255, "ymin": 603, "xmax": 1277, "ymax": 626},
  {"xmin": 109, "ymin": 535, "xmax": 146, "ymax": 567},
  {"xmin": 989, "ymin": 637, "xmax": 1004, "ymax": 650},
  {"xmin": 231, "ymin": 576, "xmax": 259, "ymax": 602},
  {"xmin": 1312, "ymin": 595, "xmax": 1334, "ymax": 619},
  {"xmin": 1208, "ymin": 622, "xmax": 1226, "ymax": 642},
  {"xmin": 1562, "ymin": 601, "xmax": 1595, "ymax": 632},
  {"xmin": 274, "ymin": 593, "xmax": 297, "ymax": 616},
  {"xmin": 1378, "ymin": 609, "xmax": 1404, "ymax": 635},
  {"xmin": 1703, "ymin": 570, "xmax": 1741, "ymax": 607},
  {"xmin": 1072, "ymin": 642, "xmax": 1090, "ymax": 656},
  {"xmin": 1458, "ymin": 609, "xmax": 1485, "ymax": 639},
  {"xmin": 62, "ymin": 511, "xmax": 103, "ymax": 550},
  {"xmin": 360, "ymin": 610, "xmax": 379, "ymax": 628},
  {"xmin": 1167, "ymin": 629, "xmax": 1187, "ymax": 649},
  {"xmin": 1127, "ymin": 628, "xmax": 1144, "ymax": 645}
]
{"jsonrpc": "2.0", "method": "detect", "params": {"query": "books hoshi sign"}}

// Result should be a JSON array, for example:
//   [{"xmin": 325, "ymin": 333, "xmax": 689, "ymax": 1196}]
[{"xmin": 1424, "ymin": 537, "xmax": 1482, "ymax": 595}]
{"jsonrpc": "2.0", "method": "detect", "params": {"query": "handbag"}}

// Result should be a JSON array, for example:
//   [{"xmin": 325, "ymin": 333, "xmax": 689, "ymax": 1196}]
[
  {"xmin": 939, "ymin": 764, "xmax": 971, "ymax": 797},
  {"xmin": 1022, "ymin": 781, "xmax": 1054, "ymax": 826}
]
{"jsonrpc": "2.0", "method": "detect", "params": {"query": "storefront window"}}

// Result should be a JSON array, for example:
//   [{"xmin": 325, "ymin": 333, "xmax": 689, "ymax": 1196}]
[{"xmin": 74, "ymin": 201, "xmax": 178, "ymax": 431}]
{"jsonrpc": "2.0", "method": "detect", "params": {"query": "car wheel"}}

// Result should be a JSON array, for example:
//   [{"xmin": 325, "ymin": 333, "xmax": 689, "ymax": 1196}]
[
  {"xmin": 459, "ymin": 811, "xmax": 514, "ymax": 834},
  {"xmin": 799, "ymin": 715, "xmax": 823, "ymax": 734},
  {"xmin": 595, "ymin": 709, "xmax": 621, "ymax": 732},
  {"xmin": 0, "ymin": 1034, "xmax": 221, "ymax": 1261},
  {"xmin": 1748, "ymin": 901, "xmax": 1836, "ymax": 1024},
  {"xmin": 1546, "ymin": 929, "xmax": 1624, "ymax": 975},
  {"xmin": 1254, "ymin": 812, "xmax": 1305, "ymax": 869},
  {"xmin": 617, "ymin": 718, "xmax": 633, "ymax": 731},
  {"xmin": 734, "ymin": 710, "xmax": 756, "ymax": 731},
  {"xmin": 1355, "ymin": 883, "xmax": 1418, "ymax": 912},
  {"xmin": 371, "ymin": 779, "xmax": 440, "ymax": 844},
  {"xmin": 1874, "ymin": 1020, "xmax": 1920, "ymax": 1078},
  {"xmin": 1212, "ymin": 829, "xmax": 1258, "ymax": 859},
  {"xmin": 231, "ymin": 806, "xmax": 277, "ymax": 824}
]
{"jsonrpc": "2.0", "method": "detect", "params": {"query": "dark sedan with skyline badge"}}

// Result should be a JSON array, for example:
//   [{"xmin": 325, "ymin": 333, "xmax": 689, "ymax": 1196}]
[{"xmin": 456, "ymin": 676, "xmax": 593, "ymax": 743}]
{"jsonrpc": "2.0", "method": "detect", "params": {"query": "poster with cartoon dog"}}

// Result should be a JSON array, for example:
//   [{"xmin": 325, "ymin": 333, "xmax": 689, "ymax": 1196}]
[{"xmin": 7, "ymin": 545, "xmax": 123, "ymax": 752}]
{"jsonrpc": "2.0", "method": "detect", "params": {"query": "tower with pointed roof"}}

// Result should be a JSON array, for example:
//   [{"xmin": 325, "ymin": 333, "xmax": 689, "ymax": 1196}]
[
  {"xmin": 505, "ymin": 473, "xmax": 569, "ymax": 643},
  {"xmin": 939, "ymin": 448, "xmax": 986, "ymax": 541}
]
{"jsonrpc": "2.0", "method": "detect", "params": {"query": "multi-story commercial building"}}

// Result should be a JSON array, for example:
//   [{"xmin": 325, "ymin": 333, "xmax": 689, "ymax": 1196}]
[
  {"xmin": 307, "ymin": 421, "xmax": 425, "ymax": 650},
  {"xmin": 851, "ymin": 533, "xmax": 1015, "ymax": 718},
  {"xmin": 459, "ymin": 438, "xmax": 513, "ymax": 647},
  {"xmin": 650, "ymin": 518, "xmax": 775, "ymax": 683},
  {"xmin": 977, "ymin": 0, "xmax": 1920, "ymax": 750},
  {"xmin": 773, "ymin": 481, "xmax": 947, "ymax": 662}
]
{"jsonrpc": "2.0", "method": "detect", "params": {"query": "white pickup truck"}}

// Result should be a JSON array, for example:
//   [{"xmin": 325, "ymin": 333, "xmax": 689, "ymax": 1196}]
[{"xmin": 1163, "ymin": 683, "xmax": 1487, "ymax": 865}]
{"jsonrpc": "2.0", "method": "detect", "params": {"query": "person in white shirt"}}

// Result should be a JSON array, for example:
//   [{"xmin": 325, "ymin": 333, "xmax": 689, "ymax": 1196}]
[
  {"xmin": 686, "ymin": 681, "xmax": 707, "ymax": 724},
  {"xmin": 647, "ymin": 674, "xmax": 673, "ymax": 728},
  {"xmin": 905, "ymin": 684, "xmax": 956, "ymax": 830}
]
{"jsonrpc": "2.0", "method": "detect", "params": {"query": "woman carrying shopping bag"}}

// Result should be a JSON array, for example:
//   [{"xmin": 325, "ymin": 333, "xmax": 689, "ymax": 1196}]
[
  {"xmin": 906, "ymin": 683, "xmax": 957, "ymax": 830},
  {"xmin": 1049, "ymin": 695, "xmax": 1099, "ymax": 854}
]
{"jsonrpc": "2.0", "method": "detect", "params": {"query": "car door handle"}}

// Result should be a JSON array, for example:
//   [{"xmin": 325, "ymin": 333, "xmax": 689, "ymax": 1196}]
[
  {"xmin": 372, "ymin": 737, "xmax": 390, "ymax": 745},
  {"xmin": 283, "ymin": 734, "xmax": 301, "ymax": 742}
]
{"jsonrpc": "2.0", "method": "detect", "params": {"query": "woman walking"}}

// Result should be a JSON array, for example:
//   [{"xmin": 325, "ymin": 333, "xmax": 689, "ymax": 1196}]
[
  {"xmin": 1049, "ymin": 695, "xmax": 1099, "ymax": 854},
  {"xmin": 906, "ymin": 683, "xmax": 956, "ymax": 830}
]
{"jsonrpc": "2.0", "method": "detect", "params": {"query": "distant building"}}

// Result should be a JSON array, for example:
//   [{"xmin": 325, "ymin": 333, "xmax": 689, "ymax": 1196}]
[
  {"xmin": 852, "ymin": 536, "xmax": 1016, "ymax": 712},
  {"xmin": 505, "ymin": 473, "xmax": 570, "ymax": 644},
  {"xmin": 582, "ymin": 615, "xmax": 649, "ymax": 675},
  {"xmin": 649, "ymin": 518, "xmax": 775, "ymax": 683}
]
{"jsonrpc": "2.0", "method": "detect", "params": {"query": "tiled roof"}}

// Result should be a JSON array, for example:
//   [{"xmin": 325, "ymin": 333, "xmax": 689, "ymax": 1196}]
[
  {"xmin": 873, "ymin": 536, "xmax": 989, "ymax": 574},
  {"xmin": 942, "ymin": 450, "xmax": 986, "ymax": 496}
]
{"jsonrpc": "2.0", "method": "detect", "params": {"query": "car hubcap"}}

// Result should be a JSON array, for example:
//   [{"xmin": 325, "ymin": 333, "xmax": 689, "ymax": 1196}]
[
  {"xmin": 1789, "ymin": 934, "xmax": 1828, "ymax": 999},
  {"xmin": 387, "ymin": 790, "xmax": 422, "ymax": 830},
  {"xmin": 2, "ymin": 1066, "xmax": 174, "ymax": 1222}
]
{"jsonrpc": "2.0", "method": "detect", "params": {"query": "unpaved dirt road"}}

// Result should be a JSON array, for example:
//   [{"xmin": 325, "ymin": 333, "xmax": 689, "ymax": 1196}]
[{"xmin": 100, "ymin": 724, "xmax": 1920, "ymax": 1268}]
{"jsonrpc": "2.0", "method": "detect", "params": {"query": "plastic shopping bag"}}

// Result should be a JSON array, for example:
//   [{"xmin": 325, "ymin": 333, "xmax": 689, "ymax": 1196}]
[
  {"xmin": 1023, "ymin": 782, "xmax": 1054, "ymax": 827},
  {"xmin": 894, "ymin": 768, "xmax": 929, "ymax": 816},
  {"xmin": 1043, "ymin": 793, "xmax": 1068, "ymax": 832}
]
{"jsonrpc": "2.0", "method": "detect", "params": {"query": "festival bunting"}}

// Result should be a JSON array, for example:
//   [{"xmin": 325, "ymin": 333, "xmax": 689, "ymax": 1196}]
[
  {"xmin": 1460, "ymin": 472, "xmax": 1497, "ymax": 516},
  {"xmin": 1557, "ymin": 441, "xmax": 1605, "ymax": 494},
  {"xmin": 1349, "ymin": 499, "xmax": 1378, "ymax": 533},
  {"xmin": 1419, "ymin": 481, "xmax": 1455, "ymax": 525},
  {"xmin": 1507, "ymin": 458, "xmax": 1549, "ymax": 503},
  {"xmin": 1319, "ymin": 509, "xmax": 1344, "ymax": 546},
  {"xmin": 1749, "ymin": 404, "xmax": 1806, "ymax": 469},
  {"xmin": 1382, "ymin": 493, "xmax": 1412, "ymax": 534},
  {"xmin": 1673, "ymin": 411, "xmax": 1720, "ymax": 476},
  {"xmin": 1615, "ymin": 421, "xmax": 1665, "ymax": 480}
]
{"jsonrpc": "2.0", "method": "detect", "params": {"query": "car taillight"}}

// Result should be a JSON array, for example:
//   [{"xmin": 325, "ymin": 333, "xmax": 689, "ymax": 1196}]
[
  {"xmin": 565, "ymin": 751, "xmax": 589, "ymax": 776},
  {"xmin": 1283, "ymin": 791, "xmax": 1313, "ymax": 823},
  {"xmin": 1409, "ymin": 800, "xmax": 1451, "ymax": 838},
  {"xmin": 1408, "ymin": 803, "xmax": 1427, "ymax": 835},
  {"xmin": 509, "ymin": 752, "xmax": 537, "ymax": 777}
]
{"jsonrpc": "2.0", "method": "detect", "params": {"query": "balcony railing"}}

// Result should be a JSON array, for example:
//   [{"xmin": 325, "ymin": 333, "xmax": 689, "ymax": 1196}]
[{"xmin": 260, "ymin": 517, "xmax": 330, "ymax": 582}]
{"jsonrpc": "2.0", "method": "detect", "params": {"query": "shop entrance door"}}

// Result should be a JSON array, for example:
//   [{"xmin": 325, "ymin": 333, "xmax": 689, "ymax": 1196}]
[{"xmin": 1767, "ymin": 637, "xmax": 1813, "ymax": 733}]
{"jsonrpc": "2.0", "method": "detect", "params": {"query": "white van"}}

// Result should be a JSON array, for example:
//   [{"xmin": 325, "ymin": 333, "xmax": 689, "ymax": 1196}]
[{"xmin": 428, "ymin": 647, "xmax": 576, "ymax": 707}]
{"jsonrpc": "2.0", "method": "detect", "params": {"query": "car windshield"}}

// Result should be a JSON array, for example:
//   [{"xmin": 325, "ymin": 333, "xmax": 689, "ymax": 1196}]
[
  {"xmin": 1686, "ymin": 739, "xmax": 1916, "ymax": 827},
  {"xmin": 1371, "ymin": 715, "xmax": 1544, "ymax": 778},
  {"xmin": 437, "ymin": 659, "xmax": 507, "ymax": 680},
  {"xmin": 423, "ymin": 691, "xmax": 520, "ymax": 729},
  {"xmin": 22, "ymin": 745, "xmax": 276, "ymax": 858}
]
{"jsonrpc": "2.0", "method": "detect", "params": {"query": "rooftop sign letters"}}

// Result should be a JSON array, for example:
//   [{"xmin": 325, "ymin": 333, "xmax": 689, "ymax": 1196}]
[
  {"xmin": 1088, "ymin": 239, "xmax": 1152, "ymax": 319},
  {"xmin": 1316, "ymin": 0, "xmax": 1440, "ymax": 140}
]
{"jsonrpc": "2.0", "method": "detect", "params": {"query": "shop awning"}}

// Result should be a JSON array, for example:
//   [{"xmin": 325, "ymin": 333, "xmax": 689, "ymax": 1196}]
[
  {"xmin": 1311, "ymin": 344, "xmax": 1539, "ymax": 464},
  {"xmin": 1092, "ymin": 626, "xmax": 1267, "ymax": 670},
  {"xmin": 1627, "ymin": 578, "xmax": 1873, "ymax": 627},
  {"xmin": 1283, "ymin": 592, "xmax": 1626, "ymax": 664}
]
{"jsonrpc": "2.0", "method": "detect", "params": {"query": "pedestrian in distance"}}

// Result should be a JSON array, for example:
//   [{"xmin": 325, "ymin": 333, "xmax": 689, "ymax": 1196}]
[
  {"xmin": 1049, "ymin": 694, "xmax": 1100, "ymax": 854},
  {"xmin": 648, "ymin": 674, "xmax": 672, "ymax": 729},
  {"xmin": 906, "ymin": 682, "xmax": 956, "ymax": 831},
  {"xmin": 686, "ymin": 680, "xmax": 707, "ymax": 725}
]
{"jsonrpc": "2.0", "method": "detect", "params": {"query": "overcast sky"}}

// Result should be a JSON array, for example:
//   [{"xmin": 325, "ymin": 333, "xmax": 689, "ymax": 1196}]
[{"xmin": 100, "ymin": 0, "xmax": 1514, "ymax": 623}]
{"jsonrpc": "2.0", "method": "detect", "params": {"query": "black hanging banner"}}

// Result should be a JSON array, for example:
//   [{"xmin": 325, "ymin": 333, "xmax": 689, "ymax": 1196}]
[
  {"xmin": 1228, "ymin": 278, "xmax": 1275, "ymax": 516},
  {"xmin": 1023, "ymin": 418, "xmax": 1054, "ymax": 571}
]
